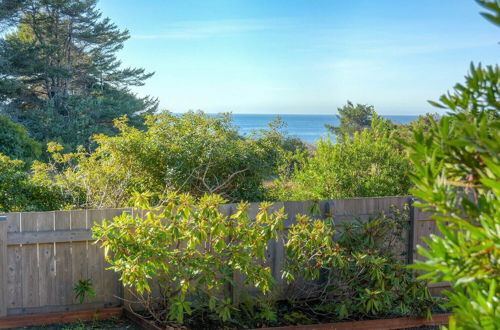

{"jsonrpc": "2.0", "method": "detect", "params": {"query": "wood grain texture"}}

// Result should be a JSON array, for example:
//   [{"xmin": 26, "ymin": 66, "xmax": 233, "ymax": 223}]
[
  {"xmin": 6, "ymin": 213, "xmax": 21, "ymax": 311},
  {"xmin": 7, "ymin": 229, "xmax": 93, "ymax": 245},
  {"xmin": 0, "ymin": 307, "xmax": 122, "ymax": 328},
  {"xmin": 55, "ymin": 211, "xmax": 72, "ymax": 306},
  {"xmin": 0, "ymin": 216, "xmax": 7, "ymax": 317},
  {"xmin": 255, "ymin": 313, "xmax": 451, "ymax": 330},
  {"xmin": 70, "ymin": 210, "xmax": 88, "ymax": 305},
  {"xmin": 19, "ymin": 213, "xmax": 40, "ymax": 308},
  {"xmin": 37, "ymin": 212, "xmax": 56, "ymax": 307}
]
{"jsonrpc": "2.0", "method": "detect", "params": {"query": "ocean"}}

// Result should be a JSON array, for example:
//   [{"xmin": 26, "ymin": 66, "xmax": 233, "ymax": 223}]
[{"xmin": 230, "ymin": 114, "xmax": 419, "ymax": 143}]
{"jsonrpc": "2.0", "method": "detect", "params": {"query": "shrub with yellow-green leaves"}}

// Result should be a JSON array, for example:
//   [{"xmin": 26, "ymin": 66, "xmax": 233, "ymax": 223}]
[
  {"xmin": 283, "ymin": 208, "xmax": 437, "ymax": 321},
  {"xmin": 94, "ymin": 193, "xmax": 438, "ymax": 328},
  {"xmin": 0, "ymin": 152, "xmax": 65, "ymax": 212},
  {"xmin": 92, "ymin": 192, "xmax": 286, "ymax": 326}
]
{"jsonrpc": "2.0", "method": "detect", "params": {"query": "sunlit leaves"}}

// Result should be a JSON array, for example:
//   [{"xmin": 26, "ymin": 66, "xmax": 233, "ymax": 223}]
[
  {"xmin": 92, "ymin": 192, "xmax": 286, "ymax": 325},
  {"xmin": 272, "ymin": 116, "xmax": 412, "ymax": 201},
  {"xmin": 407, "ymin": 61, "xmax": 500, "ymax": 328},
  {"xmin": 283, "ymin": 209, "xmax": 436, "ymax": 320}
]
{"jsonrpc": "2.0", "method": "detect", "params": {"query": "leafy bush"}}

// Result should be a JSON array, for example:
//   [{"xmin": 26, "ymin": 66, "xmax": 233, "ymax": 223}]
[
  {"xmin": 405, "ymin": 62, "xmax": 499, "ymax": 328},
  {"xmin": 0, "ymin": 114, "xmax": 42, "ymax": 163},
  {"xmin": 92, "ymin": 192, "xmax": 287, "ymax": 326},
  {"xmin": 271, "ymin": 115, "xmax": 412, "ymax": 200},
  {"xmin": 403, "ymin": 1, "xmax": 499, "ymax": 327},
  {"xmin": 33, "ymin": 111, "xmax": 303, "ymax": 209},
  {"xmin": 94, "ymin": 192, "xmax": 439, "ymax": 328},
  {"xmin": 73, "ymin": 279, "xmax": 96, "ymax": 304},
  {"xmin": 0, "ymin": 152, "xmax": 64, "ymax": 212},
  {"xmin": 283, "ymin": 207, "xmax": 436, "ymax": 322}
]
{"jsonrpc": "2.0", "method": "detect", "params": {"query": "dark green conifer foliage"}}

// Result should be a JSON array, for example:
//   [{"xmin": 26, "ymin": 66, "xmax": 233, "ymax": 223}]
[
  {"xmin": 325, "ymin": 101, "xmax": 375, "ymax": 139},
  {"xmin": 0, "ymin": 0, "xmax": 157, "ymax": 150}
]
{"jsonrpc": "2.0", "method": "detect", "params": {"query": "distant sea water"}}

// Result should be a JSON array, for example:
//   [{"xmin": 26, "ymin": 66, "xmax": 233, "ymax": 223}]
[{"xmin": 230, "ymin": 114, "xmax": 419, "ymax": 144}]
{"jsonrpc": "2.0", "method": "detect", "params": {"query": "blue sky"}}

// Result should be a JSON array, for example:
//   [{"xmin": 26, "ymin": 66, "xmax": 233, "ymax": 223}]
[{"xmin": 98, "ymin": 0, "xmax": 498, "ymax": 115}]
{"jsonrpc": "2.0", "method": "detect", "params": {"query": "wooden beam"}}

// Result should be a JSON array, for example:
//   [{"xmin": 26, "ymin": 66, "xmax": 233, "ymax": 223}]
[
  {"xmin": 123, "ymin": 309, "xmax": 161, "ymax": 330},
  {"xmin": 0, "ymin": 215, "xmax": 7, "ymax": 317},
  {"xmin": 0, "ymin": 307, "xmax": 123, "ymax": 329},
  {"xmin": 7, "ymin": 229, "xmax": 93, "ymax": 245},
  {"xmin": 255, "ymin": 313, "xmax": 451, "ymax": 330}
]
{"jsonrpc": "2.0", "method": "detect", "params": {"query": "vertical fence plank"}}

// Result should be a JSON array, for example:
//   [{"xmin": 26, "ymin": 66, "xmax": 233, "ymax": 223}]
[
  {"xmin": 0, "ymin": 214, "xmax": 7, "ymax": 317},
  {"xmin": 407, "ymin": 198, "xmax": 416, "ymax": 265},
  {"xmin": 87, "ymin": 210, "xmax": 104, "ymax": 304},
  {"xmin": 71, "ymin": 210, "xmax": 88, "ymax": 305},
  {"xmin": 101, "ymin": 209, "xmax": 128, "ymax": 306},
  {"xmin": 37, "ymin": 212, "xmax": 57, "ymax": 307},
  {"xmin": 6, "ymin": 213, "xmax": 21, "ymax": 313},
  {"xmin": 55, "ymin": 211, "xmax": 72, "ymax": 306},
  {"xmin": 20, "ymin": 213, "xmax": 40, "ymax": 309}
]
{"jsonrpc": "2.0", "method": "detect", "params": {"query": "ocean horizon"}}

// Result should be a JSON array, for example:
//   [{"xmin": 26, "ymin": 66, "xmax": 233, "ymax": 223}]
[{"xmin": 227, "ymin": 114, "xmax": 419, "ymax": 143}]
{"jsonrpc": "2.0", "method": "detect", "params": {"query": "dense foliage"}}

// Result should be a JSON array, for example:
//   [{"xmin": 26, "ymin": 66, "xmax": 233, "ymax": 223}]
[
  {"xmin": 283, "ymin": 207, "xmax": 437, "ymax": 322},
  {"xmin": 406, "ymin": 61, "xmax": 499, "ymax": 329},
  {"xmin": 0, "ymin": 114, "xmax": 41, "ymax": 162},
  {"xmin": 271, "ymin": 115, "xmax": 412, "ymax": 200},
  {"xmin": 31, "ymin": 111, "xmax": 303, "ymax": 209},
  {"xmin": 0, "ymin": 0, "xmax": 157, "ymax": 149},
  {"xmin": 93, "ymin": 192, "xmax": 287, "ymax": 326},
  {"xmin": 325, "ymin": 101, "xmax": 375, "ymax": 139},
  {"xmin": 404, "ymin": 2, "xmax": 499, "ymax": 328},
  {"xmin": 94, "ymin": 193, "xmax": 437, "ymax": 328},
  {"xmin": 0, "ymin": 153, "xmax": 63, "ymax": 211}
]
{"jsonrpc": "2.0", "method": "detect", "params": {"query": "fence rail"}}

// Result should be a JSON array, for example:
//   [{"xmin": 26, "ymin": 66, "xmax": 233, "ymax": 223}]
[{"xmin": 0, "ymin": 196, "xmax": 448, "ymax": 317}]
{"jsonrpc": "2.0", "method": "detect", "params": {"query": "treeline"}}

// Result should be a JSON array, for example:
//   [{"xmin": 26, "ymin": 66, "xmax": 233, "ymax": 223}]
[
  {"xmin": 0, "ymin": 0, "xmax": 430, "ymax": 212},
  {"xmin": 0, "ymin": 100, "xmax": 437, "ymax": 212}
]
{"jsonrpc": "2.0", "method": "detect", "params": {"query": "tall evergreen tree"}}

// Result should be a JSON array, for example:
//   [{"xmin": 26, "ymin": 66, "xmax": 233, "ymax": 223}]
[{"xmin": 0, "ymin": 0, "xmax": 157, "ymax": 149}]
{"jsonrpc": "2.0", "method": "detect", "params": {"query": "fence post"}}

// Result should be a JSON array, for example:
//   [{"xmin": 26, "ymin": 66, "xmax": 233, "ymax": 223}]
[
  {"xmin": 0, "ymin": 214, "xmax": 7, "ymax": 317},
  {"xmin": 407, "ymin": 197, "xmax": 416, "ymax": 265}
]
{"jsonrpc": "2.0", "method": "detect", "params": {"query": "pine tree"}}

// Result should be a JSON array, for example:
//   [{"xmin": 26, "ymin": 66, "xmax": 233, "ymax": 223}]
[
  {"xmin": 0, "ymin": 0, "xmax": 157, "ymax": 150},
  {"xmin": 325, "ymin": 101, "xmax": 376, "ymax": 140}
]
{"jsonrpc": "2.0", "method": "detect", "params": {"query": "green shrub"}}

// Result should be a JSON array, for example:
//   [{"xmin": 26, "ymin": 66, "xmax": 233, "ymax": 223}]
[
  {"xmin": 283, "ymin": 207, "xmax": 437, "ymax": 321},
  {"xmin": 0, "ymin": 114, "xmax": 42, "ymax": 163},
  {"xmin": 33, "ymin": 111, "xmax": 303, "ymax": 209},
  {"xmin": 271, "ymin": 115, "xmax": 412, "ymax": 200},
  {"xmin": 92, "ymin": 192, "xmax": 286, "ymax": 326},
  {"xmin": 0, "ymin": 152, "xmax": 64, "ymax": 212},
  {"xmin": 405, "ymin": 62, "xmax": 499, "ymax": 329},
  {"xmin": 94, "ymin": 192, "xmax": 439, "ymax": 328}
]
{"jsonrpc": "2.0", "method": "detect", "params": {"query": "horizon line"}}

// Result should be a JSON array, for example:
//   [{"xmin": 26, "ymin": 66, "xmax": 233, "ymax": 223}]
[{"xmin": 170, "ymin": 112, "xmax": 426, "ymax": 116}]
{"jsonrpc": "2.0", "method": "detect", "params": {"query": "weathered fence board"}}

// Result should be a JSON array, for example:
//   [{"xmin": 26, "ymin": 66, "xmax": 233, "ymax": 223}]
[
  {"xmin": 6, "ymin": 213, "xmax": 21, "ymax": 312},
  {"xmin": 1, "ymin": 208, "xmax": 131, "ymax": 316},
  {"xmin": 55, "ymin": 211, "xmax": 72, "ymax": 306},
  {"xmin": 0, "ymin": 215, "xmax": 7, "ymax": 317},
  {"xmin": 0, "ymin": 198, "xmax": 448, "ymax": 317}
]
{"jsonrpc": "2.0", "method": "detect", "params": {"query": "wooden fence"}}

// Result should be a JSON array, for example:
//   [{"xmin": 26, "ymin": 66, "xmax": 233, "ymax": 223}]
[{"xmin": 0, "ymin": 196, "xmax": 448, "ymax": 317}]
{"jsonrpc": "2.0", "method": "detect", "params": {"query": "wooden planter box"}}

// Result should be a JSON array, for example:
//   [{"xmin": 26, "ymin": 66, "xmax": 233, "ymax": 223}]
[
  {"xmin": 123, "ymin": 309, "xmax": 451, "ymax": 330},
  {"xmin": 0, "ymin": 307, "xmax": 450, "ymax": 330},
  {"xmin": 256, "ymin": 314, "xmax": 451, "ymax": 330},
  {"xmin": 0, "ymin": 307, "xmax": 123, "ymax": 329}
]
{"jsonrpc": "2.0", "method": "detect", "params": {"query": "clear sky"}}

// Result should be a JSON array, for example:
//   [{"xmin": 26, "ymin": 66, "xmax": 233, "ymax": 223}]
[{"xmin": 98, "ymin": 0, "xmax": 498, "ymax": 115}]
